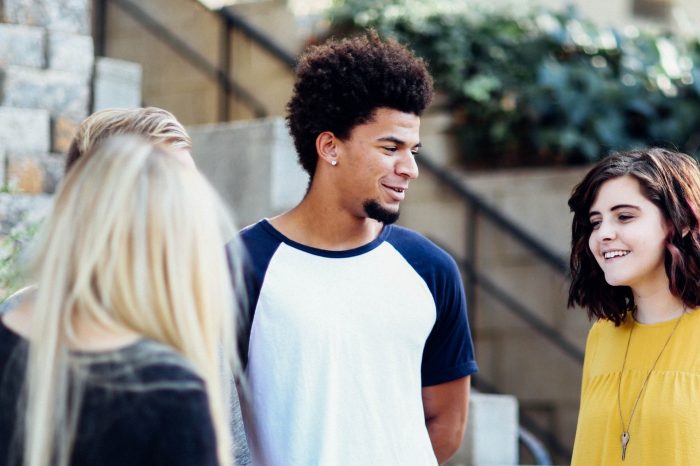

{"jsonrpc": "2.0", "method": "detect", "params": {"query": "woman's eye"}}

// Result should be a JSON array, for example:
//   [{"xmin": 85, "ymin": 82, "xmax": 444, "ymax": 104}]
[
  {"xmin": 618, "ymin": 214, "xmax": 634, "ymax": 222},
  {"xmin": 589, "ymin": 220, "xmax": 601, "ymax": 229}
]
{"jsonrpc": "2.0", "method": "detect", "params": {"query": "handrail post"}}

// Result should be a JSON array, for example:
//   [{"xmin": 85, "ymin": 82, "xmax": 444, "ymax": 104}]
[
  {"xmin": 219, "ymin": 12, "xmax": 232, "ymax": 122},
  {"xmin": 94, "ymin": 0, "xmax": 108, "ymax": 57}
]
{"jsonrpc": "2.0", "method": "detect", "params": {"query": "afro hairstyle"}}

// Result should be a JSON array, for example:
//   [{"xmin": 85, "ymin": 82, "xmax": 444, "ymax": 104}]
[{"xmin": 286, "ymin": 31, "xmax": 433, "ymax": 178}]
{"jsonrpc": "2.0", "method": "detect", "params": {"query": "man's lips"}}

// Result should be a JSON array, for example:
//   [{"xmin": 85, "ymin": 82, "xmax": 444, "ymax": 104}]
[{"xmin": 382, "ymin": 184, "xmax": 407, "ymax": 201}]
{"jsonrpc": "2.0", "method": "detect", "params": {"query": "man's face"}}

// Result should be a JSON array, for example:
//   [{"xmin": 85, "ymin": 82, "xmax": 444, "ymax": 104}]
[{"xmin": 333, "ymin": 107, "xmax": 420, "ymax": 224}]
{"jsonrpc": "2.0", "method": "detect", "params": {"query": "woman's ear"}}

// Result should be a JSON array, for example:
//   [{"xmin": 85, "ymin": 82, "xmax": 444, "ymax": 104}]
[{"xmin": 316, "ymin": 131, "xmax": 339, "ymax": 168}]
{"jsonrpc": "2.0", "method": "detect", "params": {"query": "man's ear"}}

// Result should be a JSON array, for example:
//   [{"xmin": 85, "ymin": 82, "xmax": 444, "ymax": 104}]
[{"xmin": 316, "ymin": 131, "xmax": 339, "ymax": 167}]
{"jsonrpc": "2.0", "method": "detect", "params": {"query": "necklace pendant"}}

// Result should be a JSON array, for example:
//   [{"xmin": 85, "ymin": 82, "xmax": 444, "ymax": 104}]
[{"xmin": 621, "ymin": 431, "xmax": 630, "ymax": 460}]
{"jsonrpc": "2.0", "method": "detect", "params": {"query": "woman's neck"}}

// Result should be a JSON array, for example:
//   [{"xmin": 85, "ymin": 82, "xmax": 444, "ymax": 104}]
[
  {"xmin": 3, "ymin": 300, "xmax": 141, "ymax": 352},
  {"xmin": 633, "ymin": 288, "xmax": 685, "ymax": 324}
]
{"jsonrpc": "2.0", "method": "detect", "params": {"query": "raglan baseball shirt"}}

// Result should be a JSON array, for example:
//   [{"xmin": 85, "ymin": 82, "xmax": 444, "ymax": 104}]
[{"xmin": 239, "ymin": 219, "xmax": 478, "ymax": 466}]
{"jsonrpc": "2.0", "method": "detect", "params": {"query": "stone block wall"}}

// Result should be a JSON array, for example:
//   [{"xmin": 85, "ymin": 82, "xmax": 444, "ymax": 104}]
[{"xmin": 0, "ymin": 0, "xmax": 92, "ymax": 246}]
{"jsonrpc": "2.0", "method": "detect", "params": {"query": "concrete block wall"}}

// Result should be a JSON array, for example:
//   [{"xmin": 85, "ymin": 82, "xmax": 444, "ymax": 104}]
[{"xmin": 0, "ymin": 0, "xmax": 92, "ymax": 237}]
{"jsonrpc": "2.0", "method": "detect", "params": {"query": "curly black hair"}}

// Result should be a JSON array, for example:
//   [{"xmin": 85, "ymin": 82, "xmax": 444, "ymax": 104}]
[
  {"xmin": 286, "ymin": 31, "xmax": 433, "ymax": 178},
  {"xmin": 568, "ymin": 148, "xmax": 700, "ymax": 325}
]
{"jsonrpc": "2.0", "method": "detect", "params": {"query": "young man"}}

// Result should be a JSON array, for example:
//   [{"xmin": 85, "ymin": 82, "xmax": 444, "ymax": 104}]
[{"xmin": 240, "ymin": 33, "xmax": 478, "ymax": 465}]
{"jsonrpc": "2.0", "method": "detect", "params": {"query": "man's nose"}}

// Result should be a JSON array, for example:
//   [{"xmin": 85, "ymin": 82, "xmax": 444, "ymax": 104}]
[{"xmin": 397, "ymin": 152, "xmax": 419, "ymax": 180}]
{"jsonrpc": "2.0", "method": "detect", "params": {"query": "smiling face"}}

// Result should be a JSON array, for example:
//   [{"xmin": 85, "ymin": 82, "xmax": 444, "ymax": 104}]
[
  {"xmin": 588, "ymin": 175, "xmax": 670, "ymax": 294},
  {"xmin": 333, "ymin": 107, "xmax": 421, "ymax": 224}
]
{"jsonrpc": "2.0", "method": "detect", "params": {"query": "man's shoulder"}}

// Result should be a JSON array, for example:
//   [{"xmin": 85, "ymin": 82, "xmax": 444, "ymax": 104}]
[
  {"xmin": 385, "ymin": 225, "xmax": 457, "ymax": 271},
  {"xmin": 239, "ymin": 219, "xmax": 270, "ymax": 243},
  {"xmin": 238, "ymin": 220, "xmax": 283, "ymax": 255}
]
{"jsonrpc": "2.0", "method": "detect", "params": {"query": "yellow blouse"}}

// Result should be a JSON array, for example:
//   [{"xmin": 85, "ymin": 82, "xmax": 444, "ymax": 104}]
[{"xmin": 571, "ymin": 309, "xmax": 700, "ymax": 466}]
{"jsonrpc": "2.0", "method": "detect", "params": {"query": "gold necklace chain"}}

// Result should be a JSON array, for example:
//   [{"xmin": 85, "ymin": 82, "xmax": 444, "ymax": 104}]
[{"xmin": 617, "ymin": 311, "xmax": 684, "ymax": 461}]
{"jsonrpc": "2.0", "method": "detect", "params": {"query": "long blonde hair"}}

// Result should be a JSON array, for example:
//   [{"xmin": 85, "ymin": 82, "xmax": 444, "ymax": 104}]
[{"xmin": 23, "ymin": 136, "xmax": 238, "ymax": 466}]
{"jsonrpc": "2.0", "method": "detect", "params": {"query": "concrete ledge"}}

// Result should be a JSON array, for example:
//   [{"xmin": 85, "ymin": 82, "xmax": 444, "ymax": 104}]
[
  {"xmin": 448, "ymin": 392, "xmax": 519, "ymax": 466},
  {"xmin": 189, "ymin": 117, "xmax": 308, "ymax": 226}
]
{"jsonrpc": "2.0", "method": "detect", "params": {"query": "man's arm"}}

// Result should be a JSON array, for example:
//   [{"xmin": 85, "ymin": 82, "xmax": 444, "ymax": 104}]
[{"xmin": 422, "ymin": 375, "xmax": 470, "ymax": 464}]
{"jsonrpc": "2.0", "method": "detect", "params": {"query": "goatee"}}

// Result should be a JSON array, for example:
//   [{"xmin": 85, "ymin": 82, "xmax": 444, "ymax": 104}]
[{"xmin": 363, "ymin": 200, "xmax": 399, "ymax": 224}]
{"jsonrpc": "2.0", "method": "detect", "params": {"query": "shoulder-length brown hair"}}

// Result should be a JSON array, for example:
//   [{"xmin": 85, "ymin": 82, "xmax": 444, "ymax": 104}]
[{"xmin": 568, "ymin": 148, "xmax": 700, "ymax": 325}]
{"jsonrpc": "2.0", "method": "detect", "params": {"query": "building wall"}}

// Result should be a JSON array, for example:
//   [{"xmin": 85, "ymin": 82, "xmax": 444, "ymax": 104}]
[{"xmin": 101, "ymin": 0, "xmax": 298, "ymax": 125}]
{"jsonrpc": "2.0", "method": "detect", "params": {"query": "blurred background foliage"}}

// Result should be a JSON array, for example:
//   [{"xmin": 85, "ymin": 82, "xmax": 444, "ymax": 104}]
[{"xmin": 326, "ymin": 0, "xmax": 700, "ymax": 167}]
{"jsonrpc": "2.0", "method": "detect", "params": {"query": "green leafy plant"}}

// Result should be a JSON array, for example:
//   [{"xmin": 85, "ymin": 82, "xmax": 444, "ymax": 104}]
[
  {"xmin": 327, "ymin": 0, "xmax": 700, "ymax": 167},
  {"xmin": 0, "ymin": 219, "xmax": 39, "ymax": 301}
]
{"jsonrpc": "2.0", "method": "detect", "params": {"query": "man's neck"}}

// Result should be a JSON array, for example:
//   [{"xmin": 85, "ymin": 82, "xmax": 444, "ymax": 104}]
[{"xmin": 270, "ymin": 192, "xmax": 384, "ymax": 251}]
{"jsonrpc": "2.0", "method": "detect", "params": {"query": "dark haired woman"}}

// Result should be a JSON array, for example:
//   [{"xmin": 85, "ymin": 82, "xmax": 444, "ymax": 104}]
[{"xmin": 568, "ymin": 148, "xmax": 700, "ymax": 465}]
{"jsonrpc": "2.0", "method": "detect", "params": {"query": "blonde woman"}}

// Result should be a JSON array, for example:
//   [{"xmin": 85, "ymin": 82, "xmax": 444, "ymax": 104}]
[
  {"xmin": 0, "ymin": 107, "xmax": 251, "ymax": 465},
  {"xmin": 0, "ymin": 137, "xmax": 240, "ymax": 466}
]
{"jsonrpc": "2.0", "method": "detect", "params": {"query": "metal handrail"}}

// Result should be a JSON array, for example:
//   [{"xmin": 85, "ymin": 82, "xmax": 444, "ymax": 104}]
[
  {"xmin": 104, "ymin": 0, "xmax": 268, "ymax": 118},
  {"xmin": 434, "ymin": 240, "xmax": 584, "ymax": 364},
  {"xmin": 218, "ymin": 7, "xmax": 298, "ymax": 70},
  {"xmin": 417, "ymin": 155, "xmax": 570, "ymax": 276},
  {"xmin": 473, "ymin": 376, "xmax": 572, "ymax": 461},
  {"xmin": 520, "ymin": 427, "xmax": 553, "ymax": 465}
]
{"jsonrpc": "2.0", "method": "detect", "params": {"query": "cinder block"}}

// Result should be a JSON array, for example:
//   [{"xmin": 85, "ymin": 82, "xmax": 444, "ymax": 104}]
[
  {"xmin": 2, "ymin": 0, "xmax": 90, "ymax": 34},
  {"xmin": 0, "ymin": 107, "xmax": 50, "ymax": 153},
  {"xmin": 6, "ymin": 153, "xmax": 44, "ymax": 193},
  {"xmin": 92, "ymin": 57, "xmax": 143, "ymax": 111},
  {"xmin": 6, "ymin": 152, "xmax": 64, "ymax": 194},
  {"xmin": 0, "ymin": 66, "xmax": 90, "ymax": 120},
  {"xmin": 52, "ymin": 116, "xmax": 80, "ymax": 154},
  {"xmin": 47, "ymin": 31, "xmax": 94, "ymax": 77},
  {"xmin": 0, "ymin": 23, "xmax": 44, "ymax": 68}
]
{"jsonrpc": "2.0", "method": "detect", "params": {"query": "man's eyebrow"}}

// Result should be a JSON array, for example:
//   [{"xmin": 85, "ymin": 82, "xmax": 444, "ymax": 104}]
[{"xmin": 376, "ymin": 136, "xmax": 421, "ymax": 147}]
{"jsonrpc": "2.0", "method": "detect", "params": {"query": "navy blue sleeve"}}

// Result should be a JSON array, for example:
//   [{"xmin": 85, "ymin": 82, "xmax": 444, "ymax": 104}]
[
  {"xmin": 387, "ymin": 226, "xmax": 478, "ymax": 386},
  {"xmin": 236, "ymin": 221, "xmax": 281, "ymax": 367}
]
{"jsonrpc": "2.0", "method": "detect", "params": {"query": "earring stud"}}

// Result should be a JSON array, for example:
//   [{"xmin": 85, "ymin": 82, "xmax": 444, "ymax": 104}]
[{"xmin": 331, "ymin": 160, "xmax": 337, "ymax": 166}]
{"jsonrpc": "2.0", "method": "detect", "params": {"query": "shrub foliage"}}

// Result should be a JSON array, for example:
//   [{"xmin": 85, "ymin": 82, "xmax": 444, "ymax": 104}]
[{"xmin": 327, "ymin": 0, "xmax": 700, "ymax": 166}]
